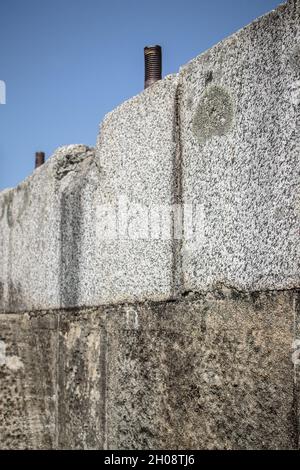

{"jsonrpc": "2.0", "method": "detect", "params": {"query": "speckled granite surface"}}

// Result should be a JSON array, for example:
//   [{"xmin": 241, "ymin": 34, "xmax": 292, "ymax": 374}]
[
  {"xmin": 94, "ymin": 74, "xmax": 179, "ymax": 305},
  {"xmin": 180, "ymin": 0, "xmax": 300, "ymax": 292},
  {"xmin": 0, "ymin": 145, "xmax": 97, "ymax": 312},
  {"xmin": 0, "ymin": 0, "xmax": 299, "ymax": 451},
  {"xmin": 0, "ymin": 76, "xmax": 179, "ymax": 313},
  {"xmin": 1, "ymin": 3, "xmax": 299, "ymax": 313}
]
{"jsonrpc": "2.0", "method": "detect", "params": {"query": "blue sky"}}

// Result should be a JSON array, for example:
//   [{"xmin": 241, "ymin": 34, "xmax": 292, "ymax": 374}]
[{"xmin": 0, "ymin": 0, "xmax": 283, "ymax": 190}]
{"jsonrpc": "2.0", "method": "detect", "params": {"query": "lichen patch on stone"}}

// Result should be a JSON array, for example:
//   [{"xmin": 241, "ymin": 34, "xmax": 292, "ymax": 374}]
[{"xmin": 192, "ymin": 85, "xmax": 234, "ymax": 144}]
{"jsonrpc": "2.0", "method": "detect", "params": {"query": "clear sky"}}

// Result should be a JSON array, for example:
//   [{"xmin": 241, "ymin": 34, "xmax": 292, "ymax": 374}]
[{"xmin": 0, "ymin": 0, "xmax": 283, "ymax": 190}]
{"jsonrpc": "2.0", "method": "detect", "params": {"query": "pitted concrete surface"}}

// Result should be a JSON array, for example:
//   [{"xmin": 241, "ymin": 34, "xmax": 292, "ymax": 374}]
[
  {"xmin": 0, "ymin": 313, "xmax": 57, "ymax": 449},
  {"xmin": 0, "ymin": 290, "xmax": 298, "ymax": 449},
  {"xmin": 0, "ymin": 0, "xmax": 299, "ymax": 451}
]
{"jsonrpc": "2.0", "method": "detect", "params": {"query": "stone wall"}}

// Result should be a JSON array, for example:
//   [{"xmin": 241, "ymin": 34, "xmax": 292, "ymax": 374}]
[{"xmin": 0, "ymin": 0, "xmax": 299, "ymax": 449}]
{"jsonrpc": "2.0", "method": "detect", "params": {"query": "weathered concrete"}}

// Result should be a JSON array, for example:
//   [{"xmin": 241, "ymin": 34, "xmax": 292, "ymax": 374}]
[
  {"xmin": 58, "ymin": 311, "xmax": 107, "ymax": 449},
  {"xmin": 0, "ymin": 290, "xmax": 298, "ymax": 449},
  {"xmin": 0, "ymin": 0, "xmax": 299, "ymax": 451},
  {"xmin": 106, "ymin": 290, "xmax": 298, "ymax": 450},
  {"xmin": 0, "ymin": 313, "xmax": 57, "ymax": 449},
  {"xmin": 180, "ymin": 0, "xmax": 300, "ymax": 292}
]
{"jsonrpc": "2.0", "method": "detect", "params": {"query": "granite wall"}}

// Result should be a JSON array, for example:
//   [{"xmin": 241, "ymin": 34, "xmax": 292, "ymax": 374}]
[{"xmin": 0, "ymin": 0, "xmax": 299, "ymax": 449}]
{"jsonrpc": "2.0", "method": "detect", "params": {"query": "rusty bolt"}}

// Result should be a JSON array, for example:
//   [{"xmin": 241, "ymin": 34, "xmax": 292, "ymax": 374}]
[
  {"xmin": 144, "ymin": 45, "xmax": 162, "ymax": 89},
  {"xmin": 35, "ymin": 151, "xmax": 45, "ymax": 169}
]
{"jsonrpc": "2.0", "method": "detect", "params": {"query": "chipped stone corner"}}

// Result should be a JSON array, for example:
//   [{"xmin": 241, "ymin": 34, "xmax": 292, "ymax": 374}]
[{"xmin": 53, "ymin": 145, "xmax": 96, "ymax": 181}]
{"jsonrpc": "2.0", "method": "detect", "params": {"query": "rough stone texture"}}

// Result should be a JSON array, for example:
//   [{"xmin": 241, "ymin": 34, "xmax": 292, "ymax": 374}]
[
  {"xmin": 0, "ymin": 76, "xmax": 179, "ymax": 313},
  {"xmin": 95, "ymin": 74, "xmax": 179, "ymax": 304},
  {"xmin": 0, "ymin": 313, "xmax": 57, "ymax": 449},
  {"xmin": 57, "ymin": 311, "xmax": 107, "ymax": 449},
  {"xmin": 0, "ymin": 0, "xmax": 299, "ymax": 451},
  {"xmin": 0, "ymin": 145, "xmax": 97, "ymax": 313},
  {"xmin": 106, "ymin": 290, "xmax": 297, "ymax": 450},
  {"xmin": 296, "ymin": 291, "xmax": 300, "ymax": 450},
  {"xmin": 179, "ymin": 0, "xmax": 300, "ymax": 292},
  {"xmin": 0, "ymin": 290, "xmax": 298, "ymax": 449},
  {"xmin": 1, "ymin": 2, "xmax": 299, "ymax": 311}
]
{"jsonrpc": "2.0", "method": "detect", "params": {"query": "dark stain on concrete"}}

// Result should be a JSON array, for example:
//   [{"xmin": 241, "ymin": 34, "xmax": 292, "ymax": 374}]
[
  {"xmin": 0, "ymin": 192, "xmax": 15, "ymax": 228},
  {"xmin": 8, "ymin": 282, "xmax": 25, "ymax": 312},
  {"xmin": 0, "ymin": 185, "xmax": 31, "ymax": 229},
  {"xmin": 289, "ymin": 45, "xmax": 300, "ymax": 75},
  {"xmin": 0, "ymin": 313, "xmax": 57, "ymax": 449},
  {"xmin": 294, "ymin": 290, "xmax": 300, "ymax": 449},
  {"xmin": 171, "ymin": 84, "xmax": 184, "ymax": 297},
  {"xmin": 58, "ymin": 148, "xmax": 98, "ymax": 309},
  {"xmin": 0, "ymin": 290, "xmax": 298, "ymax": 449},
  {"xmin": 57, "ymin": 313, "xmax": 107, "ymax": 449},
  {"xmin": 0, "ymin": 198, "xmax": 6, "ymax": 222},
  {"xmin": 106, "ymin": 290, "xmax": 297, "ymax": 450},
  {"xmin": 59, "ymin": 185, "xmax": 82, "ymax": 308},
  {"xmin": 99, "ymin": 327, "xmax": 108, "ymax": 449},
  {"xmin": 0, "ymin": 282, "xmax": 4, "ymax": 306},
  {"xmin": 204, "ymin": 70, "xmax": 213, "ymax": 86},
  {"xmin": 16, "ymin": 183, "xmax": 30, "ymax": 224}
]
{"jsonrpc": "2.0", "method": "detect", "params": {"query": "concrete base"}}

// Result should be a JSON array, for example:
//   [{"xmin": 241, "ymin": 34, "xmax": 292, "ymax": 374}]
[
  {"xmin": 0, "ymin": 289, "xmax": 298, "ymax": 449},
  {"xmin": 0, "ymin": 0, "xmax": 299, "ymax": 450}
]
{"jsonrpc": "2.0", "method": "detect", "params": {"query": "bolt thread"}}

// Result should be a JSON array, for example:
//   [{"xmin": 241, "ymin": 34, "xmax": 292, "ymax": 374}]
[
  {"xmin": 144, "ymin": 45, "xmax": 162, "ymax": 89},
  {"xmin": 35, "ymin": 152, "xmax": 45, "ymax": 169}
]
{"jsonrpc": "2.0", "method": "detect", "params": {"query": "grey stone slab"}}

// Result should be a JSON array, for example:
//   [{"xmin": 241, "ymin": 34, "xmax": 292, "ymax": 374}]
[
  {"xmin": 105, "ymin": 290, "xmax": 297, "ymax": 450},
  {"xmin": 0, "ymin": 75, "xmax": 179, "ymax": 313},
  {"xmin": 94, "ymin": 74, "xmax": 179, "ymax": 305},
  {"xmin": 53, "ymin": 75, "xmax": 179, "ymax": 309},
  {"xmin": 0, "ymin": 289, "xmax": 297, "ymax": 449},
  {"xmin": 0, "ymin": 313, "xmax": 57, "ymax": 449},
  {"xmin": 1, "ymin": 2, "xmax": 299, "ymax": 312},
  {"xmin": 294, "ymin": 290, "xmax": 300, "ymax": 449},
  {"xmin": 179, "ymin": 0, "xmax": 300, "ymax": 292},
  {"xmin": 57, "ymin": 311, "xmax": 107, "ymax": 449},
  {"xmin": 0, "ymin": 145, "xmax": 96, "ymax": 313},
  {"xmin": 0, "ymin": 0, "xmax": 299, "ymax": 452}
]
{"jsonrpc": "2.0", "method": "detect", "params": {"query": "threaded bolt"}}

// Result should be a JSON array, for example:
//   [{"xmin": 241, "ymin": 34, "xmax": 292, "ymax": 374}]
[
  {"xmin": 35, "ymin": 152, "xmax": 45, "ymax": 169},
  {"xmin": 144, "ymin": 45, "xmax": 162, "ymax": 89}
]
